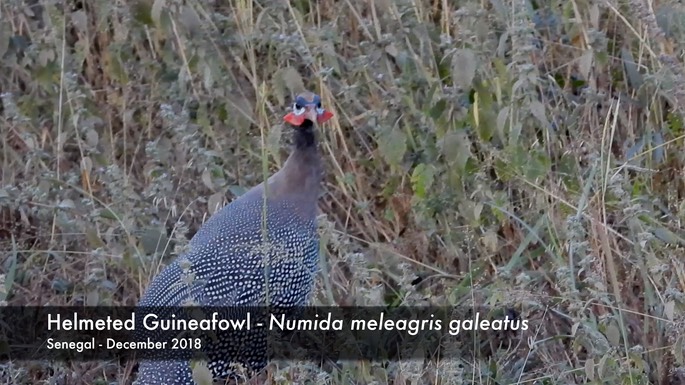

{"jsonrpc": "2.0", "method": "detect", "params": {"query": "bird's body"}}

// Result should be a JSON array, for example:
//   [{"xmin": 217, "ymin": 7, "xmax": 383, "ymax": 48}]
[{"xmin": 133, "ymin": 92, "xmax": 333, "ymax": 385}]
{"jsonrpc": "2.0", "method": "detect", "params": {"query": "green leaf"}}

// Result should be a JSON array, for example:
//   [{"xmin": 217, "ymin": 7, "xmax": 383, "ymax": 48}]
[
  {"xmin": 585, "ymin": 357, "xmax": 595, "ymax": 381},
  {"xmin": 85, "ymin": 227, "xmax": 105, "ymax": 249},
  {"xmin": 439, "ymin": 130, "xmax": 471, "ymax": 172},
  {"xmin": 132, "ymin": 1, "xmax": 154, "ymax": 26},
  {"xmin": 529, "ymin": 100, "xmax": 549, "ymax": 129},
  {"xmin": 179, "ymin": 5, "xmax": 202, "ymax": 35},
  {"xmin": 99, "ymin": 208, "xmax": 119, "ymax": 220},
  {"xmin": 458, "ymin": 200, "xmax": 483, "ymax": 227},
  {"xmin": 139, "ymin": 228, "xmax": 168, "ymax": 256},
  {"xmin": 208, "ymin": 192, "xmax": 225, "ymax": 215},
  {"xmin": 496, "ymin": 106, "xmax": 509, "ymax": 143},
  {"xmin": 604, "ymin": 321, "xmax": 621, "ymax": 347},
  {"xmin": 578, "ymin": 50, "xmax": 594, "ymax": 81},
  {"xmin": 428, "ymin": 99, "xmax": 447, "ymax": 121},
  {"xmin": 322, "ymin": 43, "xmax": 341, "ymax": 75},
  {"xmin": 106, "ymin": 47, "xmax": 129, "ymax": 83},
  {"xmin": 598, "ymin": 353, "xmax": 610, "ymax": 378},
  {"xmin": 35, "ymin": 62, "xmax": 59, "ymax": 88},
  {"xmin": 653, "ymin": 226, "xmax": 685, "ymax": 245},
  {"xmin": 621, "ymin": 48, "xmax": 643, "ymax": 89},
  {"xmin": 664, "ymin": 300, "xmax": 675, "ymax": 321},
  {"xmin": 378, "ymin": 128, "xmax": 407, "ymax": 167},
  {"xmin": 471, "ymin": 88, "xmax": 495, "ymax": 142},
  {"xmin": 675, "ymin": 336, "xmax": 684, "ymax": 365},
  {"xmin": 226, "ymin": 91, "xmax": 255, "ymax": 132},
  {"xmin": 410, "ymin": 163, "xmax": 436, "ymax": 199},
  {"xmin": 86, "ymin": 290, "xmax": 99, "ymax": 306},
  {"xmin": 0, "ymin": 21, "xmax": 10, "ymax": 58},
  {"xmin": 151, "ymin": 0, "xmax": 167, "ymax": 27},
  {"xmin": 451, "ymin": 48, "xmax": 478, "ymax": 88},
  {"xmin": 228, "ymin": 185, "xmax": 247, "ymax": 197},
  {"xmin": 273, "ymin": 66, "xmax": 305, "ymax": 96},
  {"xmin": 1, "ymin": 251, "xmax": 17, "ymax": 302}
]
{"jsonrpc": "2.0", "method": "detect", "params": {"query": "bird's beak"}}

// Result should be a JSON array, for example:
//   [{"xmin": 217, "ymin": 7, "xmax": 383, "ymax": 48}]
[
  {"xmin": 283, "ymin": 106, "xmax": 334, "ymax": 126},
  {"xmin": 303, "ymin": 107, "xmax": 319, "ymax": 123}
]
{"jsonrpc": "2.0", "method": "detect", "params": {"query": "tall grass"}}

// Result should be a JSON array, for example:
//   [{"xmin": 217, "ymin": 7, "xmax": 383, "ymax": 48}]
[{"xmin": 1, "ymin": 0, "xmax": 684, "ymax": 383}]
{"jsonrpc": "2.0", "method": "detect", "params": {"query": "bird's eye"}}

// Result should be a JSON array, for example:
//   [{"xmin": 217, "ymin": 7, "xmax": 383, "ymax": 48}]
[
  {"xmin": 293, "ymin": 103, "xmax": 305, "ymax": 116},
  {"xmin": 315, "ymin": 102, "xmax": 325, "ymax": 115}
]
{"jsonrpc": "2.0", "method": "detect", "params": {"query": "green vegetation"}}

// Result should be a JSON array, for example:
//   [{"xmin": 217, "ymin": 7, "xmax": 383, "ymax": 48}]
[{"xmin": 1, "ymin": 0, "xmax": 685, "ymax": 383}]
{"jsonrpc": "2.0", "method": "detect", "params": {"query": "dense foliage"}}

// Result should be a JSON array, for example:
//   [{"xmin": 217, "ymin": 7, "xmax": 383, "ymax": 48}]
[{"xmin": 1, "ymin": 0, "xmax": 684, "ymax": 384}]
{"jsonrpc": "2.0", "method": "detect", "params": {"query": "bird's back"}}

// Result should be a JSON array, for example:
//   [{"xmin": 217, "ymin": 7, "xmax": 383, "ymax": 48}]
[
  {"xmin": 134, "ymin": 191, "xmax": 320, "ymax": 384},
  {"xmin": 139, "ymin": 190, "xmax": 319, "ymax": 308}
]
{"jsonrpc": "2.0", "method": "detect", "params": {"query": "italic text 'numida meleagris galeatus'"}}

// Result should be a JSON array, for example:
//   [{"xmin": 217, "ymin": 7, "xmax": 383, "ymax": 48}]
[{"xmin": 133, "ymin": 91, "xmax": 334, "ymax": 385}]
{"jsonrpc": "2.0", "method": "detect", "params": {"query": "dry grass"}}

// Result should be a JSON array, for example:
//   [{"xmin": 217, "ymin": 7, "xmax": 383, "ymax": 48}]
[{"xmin": 1, "ymin": 0, "xmax": 685, "ymax": 383}]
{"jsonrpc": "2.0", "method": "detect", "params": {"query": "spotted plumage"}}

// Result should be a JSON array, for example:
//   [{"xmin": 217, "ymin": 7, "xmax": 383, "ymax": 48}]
[{"xmin": 133, "ymin": 92, "xmax": 333, "ymax": 385}]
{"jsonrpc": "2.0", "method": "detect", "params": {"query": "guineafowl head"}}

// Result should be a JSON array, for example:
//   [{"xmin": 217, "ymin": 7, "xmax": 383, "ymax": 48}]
[{"xmin": 283, "ymin": 91, "xmax": 334, "ymax": 127}]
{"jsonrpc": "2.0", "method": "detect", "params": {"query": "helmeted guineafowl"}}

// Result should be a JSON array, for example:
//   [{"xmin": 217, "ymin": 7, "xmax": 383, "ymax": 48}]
[{"xmin": 133, "ymin": 91, "xmax": 334, "ymax": 385}]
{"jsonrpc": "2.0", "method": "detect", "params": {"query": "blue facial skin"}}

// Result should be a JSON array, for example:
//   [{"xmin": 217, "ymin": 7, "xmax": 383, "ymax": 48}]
[
  {"xmin": 295, "ymin": 94, "xmax": 325, "ymax": 116},
  {"xmin": 296, "ymin": 94, "xmax": 321, "ymax": 108}
]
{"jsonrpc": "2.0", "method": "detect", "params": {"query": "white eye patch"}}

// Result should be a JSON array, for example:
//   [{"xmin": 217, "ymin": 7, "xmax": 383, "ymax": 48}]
[
  {"xmin": 316, "ymin": 107, "xmax": 325, "ymax": 115},
  {"xmin": 292, "ymin": 104, "xmax": 306, "ymax": 116}
]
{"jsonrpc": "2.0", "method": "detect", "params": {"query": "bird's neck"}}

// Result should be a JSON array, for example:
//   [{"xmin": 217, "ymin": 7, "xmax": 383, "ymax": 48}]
[
  {"xmin": 264, "ymin": 120, "xmax": 322, "ymax": 209},
  {"xmin": 285, "ymin": 120, "xmax": 322, "ymax": 190},
  {"xmin": 293, "ymin": 119, "xmax": 317, "ymax": 150}
]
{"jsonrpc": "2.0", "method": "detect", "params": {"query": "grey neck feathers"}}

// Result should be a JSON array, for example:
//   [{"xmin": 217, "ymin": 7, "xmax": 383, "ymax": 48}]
[
  {"xmin": 293, "ymin": 119, "xmax": 317, "ymax": 150},
  {"xmin": 258, "ymin": 119, "xmax": 322, "ymax": 216},
  {"xmin": 284, "ymin": 119, "xmax": 322, "ymax": 196}
]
